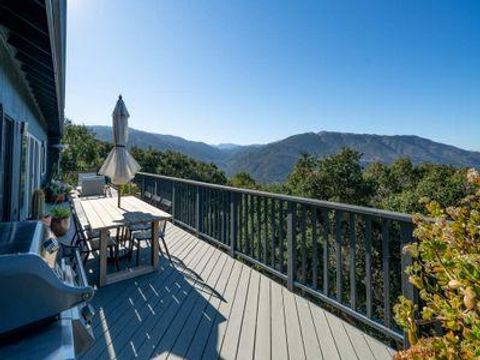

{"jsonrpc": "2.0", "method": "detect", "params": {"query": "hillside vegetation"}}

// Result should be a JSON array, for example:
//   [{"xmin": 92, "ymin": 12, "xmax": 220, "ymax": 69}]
[
  {"xmin": 90, "ymin": 125, "xmax": 480, "ymax": 183},
  {"xmin": 61, "ymin": 122, "xmax": 476, "ymax": 216},
  {"xmin": 61, "ymin": 121, "xmax": 227, "ymax": 185}
]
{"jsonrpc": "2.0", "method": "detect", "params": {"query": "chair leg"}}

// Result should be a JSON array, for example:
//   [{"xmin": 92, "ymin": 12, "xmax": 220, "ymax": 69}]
[
  {"xmin": 158, "ymin": 239, "xmax": 164, "ymax": 258},
  {"xmin": 160, "ymin": 235, "xmax": 172, "ymax": 262},
  {"xmin": 136, "ymin": 240, "xmax": 140, "ymax": 266},
  {"xmin": 82, "ymin": 250, "xmax": 90, "ymax": 266},
  {"xmin": 115, "ymin": 245, "xmax": 120, "ymax": 271},
  {"xmin": 128, "ymin": 231, "xmax": 135, "ymax": 261}
]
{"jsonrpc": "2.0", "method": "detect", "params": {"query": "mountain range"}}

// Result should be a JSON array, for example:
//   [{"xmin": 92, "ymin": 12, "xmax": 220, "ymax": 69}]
[{"xmin": 89, "ymin": 125, "xmax": 480, "ymax": 183}]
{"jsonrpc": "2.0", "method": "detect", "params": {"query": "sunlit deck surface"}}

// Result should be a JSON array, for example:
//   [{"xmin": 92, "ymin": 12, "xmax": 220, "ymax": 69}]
[{"xmin": 81, "ymin": 222, "xmax": 395, "ymax": 360}]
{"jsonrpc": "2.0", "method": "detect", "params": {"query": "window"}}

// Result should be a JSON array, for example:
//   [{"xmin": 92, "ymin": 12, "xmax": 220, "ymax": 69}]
[{"xmin": 41, "ymin": 141, "xmax": 47, "ymax": 175}]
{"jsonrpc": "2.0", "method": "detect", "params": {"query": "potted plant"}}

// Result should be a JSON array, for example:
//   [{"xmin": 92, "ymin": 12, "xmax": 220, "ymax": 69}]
[
  {"xmin": 50, "ymin": 206, "xmax": 71, "ymax": 237},
  {"xmin": 46, "ymin": 179, "xmax": 72, "ymax": 203}
]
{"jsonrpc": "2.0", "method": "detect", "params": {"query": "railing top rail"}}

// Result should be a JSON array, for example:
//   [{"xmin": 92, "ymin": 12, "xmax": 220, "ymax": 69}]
[{"xmin": 137, "ymin": 172, "xmax": 414, "ymax": 223}]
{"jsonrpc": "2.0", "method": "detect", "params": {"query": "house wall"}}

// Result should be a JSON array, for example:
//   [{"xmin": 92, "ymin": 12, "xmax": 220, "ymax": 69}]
[
  {"xmin": 0, "ymin": 40, "xmax": 49, "ymax": 220},
  {"xmin": 0, "ymin": 41, "xmax": 48, "ymax": 145}
]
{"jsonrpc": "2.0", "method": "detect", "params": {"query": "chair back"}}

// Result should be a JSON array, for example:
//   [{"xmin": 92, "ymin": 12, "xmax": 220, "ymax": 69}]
[
  {"xmin": 151, "ymin": 194, "xmax": 161, "ymax": 207},
  {"xmin": 70, "ymin": 199, "xmax": 88, "ymax": 248},
  {"xmin": 78, "ymin": 172, "xmax": 97, "ymax": 187},
  {"xmin": 143, "ymin": 191, "xmax": 153, "ymax": 203},
  {"xmin": 80, "ymin": 176, "xmax": 106, "ymax": 197},
  {"xmin": 160, "ymin": 198, "xmax": 172, "ymax": 212}
]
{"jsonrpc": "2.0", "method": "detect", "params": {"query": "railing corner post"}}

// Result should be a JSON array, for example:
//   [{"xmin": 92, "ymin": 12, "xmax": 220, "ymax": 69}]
[
  {"xmin": 195, "ymin": 186, "xmax": 201, "ymax": 235},
  {"xmin": 287, "ymin": 201, "xmax": 297, "ymax": 292},
  {"xmin": 171, "ymin": 182, "xmax": 176, "ymax": 221},
  {"xmin": 230, "ymin": 192, "xmax": 238, "ymax": 257}
]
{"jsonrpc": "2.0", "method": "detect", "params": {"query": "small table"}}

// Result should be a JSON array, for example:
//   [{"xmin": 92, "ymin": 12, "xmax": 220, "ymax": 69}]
[{"xmin": 78, "ymin": 195, "xmax": 172, "ymax": 287}]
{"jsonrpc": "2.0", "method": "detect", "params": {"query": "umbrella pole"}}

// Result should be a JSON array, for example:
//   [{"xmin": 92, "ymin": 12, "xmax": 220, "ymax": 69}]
[{"xmin": 118, "ymin": 191, "xmax": 121, "ymax": 207}]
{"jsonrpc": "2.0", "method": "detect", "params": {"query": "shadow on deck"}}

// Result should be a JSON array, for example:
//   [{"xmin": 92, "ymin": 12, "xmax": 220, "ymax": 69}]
[{"xmin": 80, "ymin": 223, "xmax": 395, "ymax": 360}]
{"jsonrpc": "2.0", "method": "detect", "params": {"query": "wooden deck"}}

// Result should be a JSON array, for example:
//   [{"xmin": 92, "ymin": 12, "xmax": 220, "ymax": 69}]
[{"xmin": 81, "ymin": 222, "xmax": 395, "ymax": 360}]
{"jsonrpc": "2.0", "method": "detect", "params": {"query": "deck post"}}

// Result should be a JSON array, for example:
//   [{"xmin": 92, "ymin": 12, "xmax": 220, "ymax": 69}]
[
  {"xmin": 195, "ymin": 186, "xmax": 202, "ymax": 235},
  {"xmin": 287, "ymin": 201, "xmax": 297, "ymax": 291},
  {"xmin": 171, "ymin": 182, "xmax": 176, "ymax": 221},
  {"xmin": 400, "ymin": 222, "xmax": 417, "ymax": 347},
  {"xmin": 230, "ymin": 192, "xmax": 238, "ymax": 257}
]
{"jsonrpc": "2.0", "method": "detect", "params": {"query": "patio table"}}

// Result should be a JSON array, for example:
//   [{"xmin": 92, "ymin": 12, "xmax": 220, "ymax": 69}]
[{"xmin": 78, "ymin": 195, "xmax": 172, "ymax": 287}]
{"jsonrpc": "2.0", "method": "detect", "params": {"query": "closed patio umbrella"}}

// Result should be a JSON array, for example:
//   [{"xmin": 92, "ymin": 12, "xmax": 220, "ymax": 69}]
[{"xmin": 99, "ymin": 95, "xmax": 141, "ymax": 207}]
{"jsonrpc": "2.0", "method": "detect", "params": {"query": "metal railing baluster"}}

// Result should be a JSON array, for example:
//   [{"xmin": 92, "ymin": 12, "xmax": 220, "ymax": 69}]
[
  {"xmin": 335, "ymin": 210, "xmax": 343, "ymax": 303},
  {"xmin": 382, "ymin": 219, "xmax": 391, "ymax": 328},
  {"xmin": 312, "ymin": 208, "xmax": 318, "ymax": 289},
  {"xmin": 322, "ymin": 209, "xmax": 329, "ymax": 296},
  {"xmin": 349, "ymin": 213, "xmax": 357, "ymax": 310},
  {"xmin": 365, "ymin": 216, "xmax": 373, "ymax": 319}
]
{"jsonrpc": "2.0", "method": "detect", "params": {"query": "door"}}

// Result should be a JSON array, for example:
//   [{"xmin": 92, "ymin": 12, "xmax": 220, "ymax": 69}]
[{"xmin": 0, "ymin": 115, "xmax": 16, "ymax": 221}]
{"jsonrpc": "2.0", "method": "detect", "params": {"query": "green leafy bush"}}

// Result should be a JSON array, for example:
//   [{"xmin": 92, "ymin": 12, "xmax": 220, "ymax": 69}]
[
  {"xmin": 119, "ymin": 182, "xmax": 140, "ymax": 196},
  {"xmin": 393, "ymin": 169, "xmax": 480, "ymax": 359},
  {"xmin": 50, "ymin": 206, "xmax": 71, "ymax": 219}
]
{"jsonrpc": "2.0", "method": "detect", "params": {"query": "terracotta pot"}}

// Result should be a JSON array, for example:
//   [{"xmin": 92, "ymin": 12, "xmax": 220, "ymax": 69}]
[{"xmin": 51, "ymin": 216, "xmax": 70, "ymax": 237}]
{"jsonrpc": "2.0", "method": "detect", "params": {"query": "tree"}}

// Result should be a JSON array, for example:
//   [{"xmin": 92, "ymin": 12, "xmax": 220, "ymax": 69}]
[
  {"xmin": 60, "ymin": 119, "xmax": 110, "ymax": 183},
  {"xmin": 228, "ymin": 171, "xmax": 257, "ymax": 189},
  {"xmin": 285, "ymin": 148, "xmax": 375, "ymax": 206}
]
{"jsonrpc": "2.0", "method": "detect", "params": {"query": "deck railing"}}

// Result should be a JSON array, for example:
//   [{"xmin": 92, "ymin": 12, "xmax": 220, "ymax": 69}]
[{"xmin": 135, "ymin": 172, "xmax": 417, "ymax": 344}]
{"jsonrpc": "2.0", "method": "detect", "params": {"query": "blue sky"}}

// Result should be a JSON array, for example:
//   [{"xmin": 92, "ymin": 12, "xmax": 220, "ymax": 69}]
[{"xmin": 66, "ymin": 1, "xmax": 480, "ymax": 150}]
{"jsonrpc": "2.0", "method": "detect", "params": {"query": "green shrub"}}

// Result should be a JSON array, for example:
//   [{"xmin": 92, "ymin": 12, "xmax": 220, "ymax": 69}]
[
  {"xmin": 50, "ymin": 206, "xmax": 71, "ymax": 219},
  {"xmin": 393, "ymin": 169, "xmax": 480, "ymax": 359},
  {"xmin": 119, "ymin": 182, "xmax": 140, "ymax": 196}
]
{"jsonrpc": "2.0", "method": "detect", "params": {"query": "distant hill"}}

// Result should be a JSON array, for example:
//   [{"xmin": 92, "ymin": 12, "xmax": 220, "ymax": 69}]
[
  {"xmin": 215, "ymin": 143, "xmax": 243, "ymax": 151},
  {"xmin": 89, "ymin": 126, "xmax": 480, "ymax": 183},
  {"xmin": 90, "ymin": 125, "xmax": 226, "ymax": 167},
  {"xmin": 225, "ymin": 132, "xmax": 480, "ymax": 182}
]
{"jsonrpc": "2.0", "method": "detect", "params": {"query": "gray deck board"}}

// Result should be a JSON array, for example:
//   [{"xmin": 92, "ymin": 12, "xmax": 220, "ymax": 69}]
[
  {"xmin": 271, "ymin": 279, "xmax": 289, "ymax": 360},
  {"xmin": 218, "ymin": 265, "xmax": 252, "ymax": 359},
  {"xmin": 236, "ymin": 270, "xmax": 260, "ymax": 360},
  {"xmin": 147, "ymin": 252, "xmax": 229, "ymax": 359},
  {"xmin": 295, "ymin": 295, "xmax": 323, "ymax": 360},
  {"xmin": 283, "ymin": 288, "xmax": 307, "ymax": 360},
  {"xmin": 253, "ymin": 274, "xmax": 271, "ymax": 360},
  {"xmin": 167, "ymin": 256, "xmax": 236, "ymax": 360},
  {"xmin": 81, "ymin": 223, "xmax": 395, "ymax": 360},
  {"xmin": 122, "ymin": 245, "xmax": 217, "ymax": 359},
  {"xmin": 324, "ymin": 311, "xmax": 359, "ymax": 360}
]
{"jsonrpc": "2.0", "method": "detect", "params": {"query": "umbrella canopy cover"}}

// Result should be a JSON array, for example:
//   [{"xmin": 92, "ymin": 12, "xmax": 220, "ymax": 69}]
[{"xmin": 99, "ymin": 95, "xmax": 141, "ymax": 185}]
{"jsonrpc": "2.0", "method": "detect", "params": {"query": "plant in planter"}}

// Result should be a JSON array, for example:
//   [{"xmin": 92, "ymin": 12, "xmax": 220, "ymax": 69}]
[
  {"xmin": 50, "ymin": 206, "xmax": 71, "ymax": 237},
  {"xmin": 393, "ymin": 169, "xmax": 480, "ymax": 359},
  {"xmin": 46, "ymin": 179, "xmax": 72, "ymax": 203}
]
